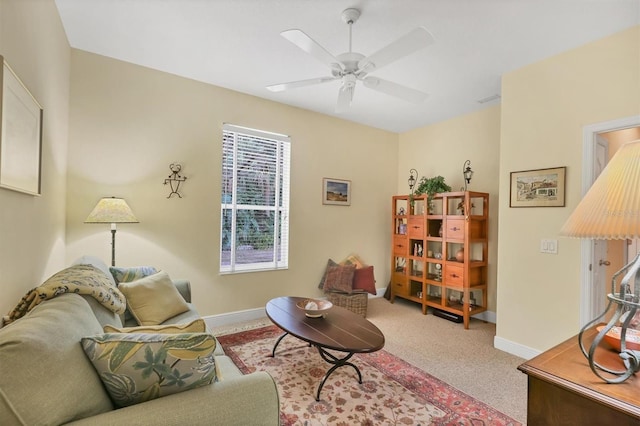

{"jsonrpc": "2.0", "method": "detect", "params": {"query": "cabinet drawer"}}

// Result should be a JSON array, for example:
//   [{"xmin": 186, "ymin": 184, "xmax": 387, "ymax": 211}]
[
  {"xmin": 446, "ymin": 219, "xmax": 465, "ymax": 240},
  {"xmin": 393, "ymin": 236, "xmax": 408, "ymax": 255},
  {"xmin": 392, "ymin": 275, "xmax": 409, "ymax": 296},
  {"xmin": 408, "ymin": 217, "xmax": 425, "ymax": 238},
  {"xmin": 444, "ymin": 264, "xmax": 464, "ymax": 286}
]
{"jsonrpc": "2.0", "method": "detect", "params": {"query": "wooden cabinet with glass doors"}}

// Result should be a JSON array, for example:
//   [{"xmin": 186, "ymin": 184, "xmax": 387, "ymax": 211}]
[{"xmin": 390, "ymin": 191, "xmax": 489, "ymax": 329}]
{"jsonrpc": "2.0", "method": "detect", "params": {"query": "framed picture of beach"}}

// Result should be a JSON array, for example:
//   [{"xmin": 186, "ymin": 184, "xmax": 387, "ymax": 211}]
[{"xmin": 322, "ymin": 178, "xmax": 351, "ymax": 206}]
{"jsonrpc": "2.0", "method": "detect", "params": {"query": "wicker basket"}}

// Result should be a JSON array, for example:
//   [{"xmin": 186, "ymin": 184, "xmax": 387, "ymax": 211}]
[{"xmin": 326, "ymin": 291, "xmax": 368, "ymax": 317}]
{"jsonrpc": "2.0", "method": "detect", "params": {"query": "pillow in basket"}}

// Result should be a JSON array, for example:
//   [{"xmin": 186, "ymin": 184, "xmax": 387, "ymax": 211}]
[{"xmin": 323, "ymin": 264, "xmax": 356, "ymax": 294}]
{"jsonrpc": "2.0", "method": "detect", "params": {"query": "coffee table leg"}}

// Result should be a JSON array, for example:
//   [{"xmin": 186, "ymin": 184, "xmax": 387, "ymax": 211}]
[
  {"xmin": 270, "ymin": 332, "xmax": 289, "ymax": 357},
  {"xmin": 315, "ymin": 347, "xmax": 362, "ymax": 401}
]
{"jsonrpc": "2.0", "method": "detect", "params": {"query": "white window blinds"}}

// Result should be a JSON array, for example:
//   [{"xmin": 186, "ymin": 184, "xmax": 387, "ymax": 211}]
[{"xmin": 220, "ymin": 124, "xmax": 291, "ymax": 273}]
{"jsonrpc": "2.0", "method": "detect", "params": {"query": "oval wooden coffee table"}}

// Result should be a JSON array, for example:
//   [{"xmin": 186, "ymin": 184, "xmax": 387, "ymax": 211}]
[{"xmin": 265, "ymin": 296, "xmax": 385, "ymax": 401}]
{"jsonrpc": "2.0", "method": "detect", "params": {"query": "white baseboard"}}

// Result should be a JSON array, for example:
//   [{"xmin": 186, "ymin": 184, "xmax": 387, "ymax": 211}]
[{"xmin": 494, "ymin": 335, "xmax": 541, "ymax": 360}]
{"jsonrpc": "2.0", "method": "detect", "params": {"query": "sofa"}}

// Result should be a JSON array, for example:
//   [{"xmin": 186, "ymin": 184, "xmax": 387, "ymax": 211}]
[{"xmin": 0, "ymin": 256, "xmax": 280, "ymax": 426}]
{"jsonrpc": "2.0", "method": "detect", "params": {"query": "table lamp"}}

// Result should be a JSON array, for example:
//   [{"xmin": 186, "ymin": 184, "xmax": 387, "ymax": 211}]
[
  {"xmin": 560, "ymin": 139, "xmax": 640, "ymax": 383},
  {"xmin": 85, "ymin": 197, "xmax": 139, "ymax": 266}
]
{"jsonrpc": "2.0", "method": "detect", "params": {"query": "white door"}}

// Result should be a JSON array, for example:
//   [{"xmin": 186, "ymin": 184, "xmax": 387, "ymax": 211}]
[{"xmin": 590, "ymin": 135, "xmax": 609, "ymax": 318}]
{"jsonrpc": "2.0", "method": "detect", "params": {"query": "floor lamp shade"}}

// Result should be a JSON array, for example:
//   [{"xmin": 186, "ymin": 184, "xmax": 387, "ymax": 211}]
[{"xmin": 85, "ymin": 197, "xmax": 139, "ymax": 266}]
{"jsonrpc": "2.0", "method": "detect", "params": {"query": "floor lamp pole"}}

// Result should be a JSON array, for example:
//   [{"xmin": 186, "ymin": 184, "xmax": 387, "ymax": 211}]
[{"xmin": 110, "ymin": 223, "xmax": 117, "ymax": 267}]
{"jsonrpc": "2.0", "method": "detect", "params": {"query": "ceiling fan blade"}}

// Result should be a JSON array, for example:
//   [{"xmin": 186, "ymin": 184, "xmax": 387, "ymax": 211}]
[
  {"xmin": 363, "ymin": 76, "xmax": 428, "ymax": 103},
  {"xmin": 266, "ymin": 76, "xmax": 337, "ymax": 92},
  {"xmin": 281, "ymin": 29, "xmax": 342, "ymax": 71},
  {"xmin": 358, "ymin": 27, "xmax": 433, "ymax": 73}
]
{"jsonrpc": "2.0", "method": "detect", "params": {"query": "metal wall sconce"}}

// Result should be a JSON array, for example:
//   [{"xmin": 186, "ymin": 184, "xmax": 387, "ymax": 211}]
[
  {"xmin": 462, "ymin": 160, "xmax": 473, "ymax": 191},
  {"xmin": 408, "ymin": 168, "xmax": 419, "ymax": 193},
  {"xmin": 164, "ymin": 163, "xmax": 187, "ymax": 198}
]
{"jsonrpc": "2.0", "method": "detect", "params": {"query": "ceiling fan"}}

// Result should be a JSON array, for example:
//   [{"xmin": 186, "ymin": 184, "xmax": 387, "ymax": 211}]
[{"xmin": 266, "ymin": 8, "xmax": 434, "ymax": 112}]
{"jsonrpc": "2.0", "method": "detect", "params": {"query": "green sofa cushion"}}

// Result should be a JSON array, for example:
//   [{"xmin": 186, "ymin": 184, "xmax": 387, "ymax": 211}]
[{"xmin": 0, "ymin": 294, "xmax": 114, "ymax": 425}]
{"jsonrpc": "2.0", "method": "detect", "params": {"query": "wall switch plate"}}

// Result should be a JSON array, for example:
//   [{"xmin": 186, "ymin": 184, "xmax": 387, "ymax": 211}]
[{"xmin": 540, "ymin": 239, "xmax": 558, "ymax": 254}]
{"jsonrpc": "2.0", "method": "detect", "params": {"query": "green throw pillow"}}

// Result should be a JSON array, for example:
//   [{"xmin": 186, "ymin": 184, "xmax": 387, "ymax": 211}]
[{"xmin": 81, "ymin": 332, "xmax": 217, "ymax": 408}]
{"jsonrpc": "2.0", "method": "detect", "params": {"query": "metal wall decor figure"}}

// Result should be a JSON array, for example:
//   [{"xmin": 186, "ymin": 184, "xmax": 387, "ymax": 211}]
[{"xmin": 164, "ymin": 163, "xmax": 187, "ymax": 198}]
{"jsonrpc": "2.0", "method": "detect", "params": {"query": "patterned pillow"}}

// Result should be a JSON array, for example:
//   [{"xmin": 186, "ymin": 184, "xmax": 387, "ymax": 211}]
[
  {"xmin": 340, "ymin": 253, "xmax": 367, "ymax": 269},
  {"xmin": 118, "ymin": 271, "xmax": 190, "ymax": 326},
  {"xmin": 323, "ymin": 264, "xmax": 356, "ymax": 294},
  {"xmin": 109, "ymin": 266, "xmax": 158, "ymax": 284},
  {"xmin": 317, "ymin": 259, "xmax": 338, "ymax": 290},
  {"xmin": 81, "ymin": 332, "xmax": 217, "ymax": 408},
  {"xmin": 103, "ymin": 318, "xmax": 207, "ymax": 334},
  {"xmin": 353, "ymin": 265, "xmax": 377, "ymax": 295}
]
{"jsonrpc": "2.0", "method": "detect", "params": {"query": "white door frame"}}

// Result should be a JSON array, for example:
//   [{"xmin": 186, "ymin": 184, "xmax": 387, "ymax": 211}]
[{"xmin": 581, "ymin": 115, "xmax": 640, "ymax": 326}]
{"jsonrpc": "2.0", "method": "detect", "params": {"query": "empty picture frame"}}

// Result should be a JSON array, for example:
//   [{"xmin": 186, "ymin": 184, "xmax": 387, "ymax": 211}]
[
  {"xmin": 509, "ymin": 166, "xmax": 566, "ymax": 207},
  {"xmin": 0, "ymin": 55, "xmax": 43, "ymax": 195},
  {"xmin": 322, "ymin": 178, "xmax": 351, "ymax": 206}
]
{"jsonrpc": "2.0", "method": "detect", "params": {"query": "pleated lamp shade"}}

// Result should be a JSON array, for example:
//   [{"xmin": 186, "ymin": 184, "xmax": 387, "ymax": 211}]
[{"xmin": 560, "ymin": 140, "xmax": 640, "ymax": 239}]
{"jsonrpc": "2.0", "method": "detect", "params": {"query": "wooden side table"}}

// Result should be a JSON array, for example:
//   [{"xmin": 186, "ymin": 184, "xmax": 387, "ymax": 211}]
[{"xmin": 518, "ymin": 326, "xmax": 640, "ymax": 425}]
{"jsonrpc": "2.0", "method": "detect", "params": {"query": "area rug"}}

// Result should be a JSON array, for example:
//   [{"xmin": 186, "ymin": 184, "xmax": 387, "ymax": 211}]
[{"xmin": 217, "ymin": 325, "xmax": 521, "ymax": 426}]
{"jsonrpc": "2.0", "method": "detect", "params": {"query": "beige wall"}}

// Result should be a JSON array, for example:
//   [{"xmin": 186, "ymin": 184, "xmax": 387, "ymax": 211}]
[
  {"xmin": 65, "ymin": 50, "xmax": 397, "ymax": 317},
  {"xmin": 398, "ymin": 106, "xmax": 501, "ymax": 314},
  {"xmin": 0, "ymin": 0, "xmax": 70, "ymax": 316},
  {"xmin": 2, "ymin": 0, "xmax": 637, "ymax": 359},
  {"xmin": 497, "ymin": 27, "xmax": 640, "ymax": 352}
]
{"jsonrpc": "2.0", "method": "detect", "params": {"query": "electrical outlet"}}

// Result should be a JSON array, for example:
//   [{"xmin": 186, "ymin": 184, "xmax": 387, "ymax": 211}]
[{"xmin": 540, "ymin": 239, "xmax": 558, "ymax": 254}]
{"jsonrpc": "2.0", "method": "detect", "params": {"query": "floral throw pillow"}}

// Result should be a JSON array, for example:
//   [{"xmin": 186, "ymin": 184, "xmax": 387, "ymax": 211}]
[
  {"xmin": 81, "ymin": 332, "xmax": 217, "ymax": 408},
  {"xmin": 109, "ymin": 266, "xmax": 158, "ymax": 285},
  {"xmin": 323, "ymin": 264, "xmax": 356, "ymax": 294}
]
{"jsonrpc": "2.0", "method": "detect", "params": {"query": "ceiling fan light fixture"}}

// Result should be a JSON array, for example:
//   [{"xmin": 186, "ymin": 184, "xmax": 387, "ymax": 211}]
[{"xmin": 268, "ymin": 8, "xmax": 434, "ymax": 110}]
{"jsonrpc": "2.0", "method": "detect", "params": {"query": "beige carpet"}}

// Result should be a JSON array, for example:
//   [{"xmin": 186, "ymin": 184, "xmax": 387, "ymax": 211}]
[{"xmin": 210, "ymin": 296, "xmax": 528, "ymax": 424}]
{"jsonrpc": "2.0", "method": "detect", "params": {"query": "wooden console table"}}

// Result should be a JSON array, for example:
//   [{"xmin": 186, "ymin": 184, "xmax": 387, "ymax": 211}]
[{"xmin": 518, "ymin": 326, "xmax": 640, "ymax": 425}]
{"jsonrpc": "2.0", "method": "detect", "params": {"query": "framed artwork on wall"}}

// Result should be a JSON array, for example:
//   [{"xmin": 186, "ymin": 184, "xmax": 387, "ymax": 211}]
[
  {"xmin": 509, "ymin": 166, "xmax": 566, "ymax": 207},
  {"xmin": 322, "ymin": 178, "xmax": 351, "ymax": 206},
  {"xmin": 0, "ymin": 55, "xmax": 43, "ymax": 196}
]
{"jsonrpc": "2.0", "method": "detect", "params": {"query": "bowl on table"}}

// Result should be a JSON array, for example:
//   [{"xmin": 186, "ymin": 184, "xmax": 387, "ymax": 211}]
[
  {"xmin": 596, "ymin": 325, "xmax": 640, "ymax": 351},
  {"xmin": 296, "ymin": 299, "xmax": 333, "ymax": 318}
]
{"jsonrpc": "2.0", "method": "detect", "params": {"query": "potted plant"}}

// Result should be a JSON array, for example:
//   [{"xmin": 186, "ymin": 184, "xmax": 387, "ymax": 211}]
[{"xmin": 414, "ymin": 176, "xmax": 451, "ymax": 210}]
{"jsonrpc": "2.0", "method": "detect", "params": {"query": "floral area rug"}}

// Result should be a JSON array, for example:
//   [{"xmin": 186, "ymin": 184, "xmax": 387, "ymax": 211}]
[{"xmin": 217, "ymin": 325, "xmax": 521, "ymax": 426}]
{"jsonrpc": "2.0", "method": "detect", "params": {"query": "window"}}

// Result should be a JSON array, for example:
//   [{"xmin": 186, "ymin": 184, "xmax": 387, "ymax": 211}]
[{"xmin": 220, "ymin": 124, "xmax": 290, "ymax": 273}]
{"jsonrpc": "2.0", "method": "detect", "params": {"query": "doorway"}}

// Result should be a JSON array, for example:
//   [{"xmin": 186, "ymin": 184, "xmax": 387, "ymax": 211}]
[{"xmin": 581, "ymin": 116, "xmax": 640, "ymax": 326}]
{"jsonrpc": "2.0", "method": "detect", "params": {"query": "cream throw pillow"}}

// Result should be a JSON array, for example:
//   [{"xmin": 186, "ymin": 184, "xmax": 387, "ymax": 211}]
[
  {"xmin": 103, "ymin": 318, "xmax": 206, "ymax": 334},
  {"xmin": 118, "ymin": 271, "xmax": 189, "ymax": 325}
]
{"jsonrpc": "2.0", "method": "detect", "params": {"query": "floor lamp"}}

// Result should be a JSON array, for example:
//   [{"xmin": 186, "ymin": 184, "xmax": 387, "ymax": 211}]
[
  {"xmin": 85, "ymin": 197, "xmax": 139, "ymax": 266},
  {"xmin": 560, "ymin": 139, "xmax": 640, "ymax": 383}
]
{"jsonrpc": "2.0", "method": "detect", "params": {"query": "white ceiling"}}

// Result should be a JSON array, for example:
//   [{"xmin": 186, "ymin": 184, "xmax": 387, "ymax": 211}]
[{"xmin": 54, "ymin": 0, "xmax": 640, "ymax": 133}]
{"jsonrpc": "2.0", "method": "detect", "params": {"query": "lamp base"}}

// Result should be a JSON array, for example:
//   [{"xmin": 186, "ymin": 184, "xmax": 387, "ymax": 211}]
[{"xmin": 579, "ymin": 252, "xmax": 640, "ymax": 383}]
